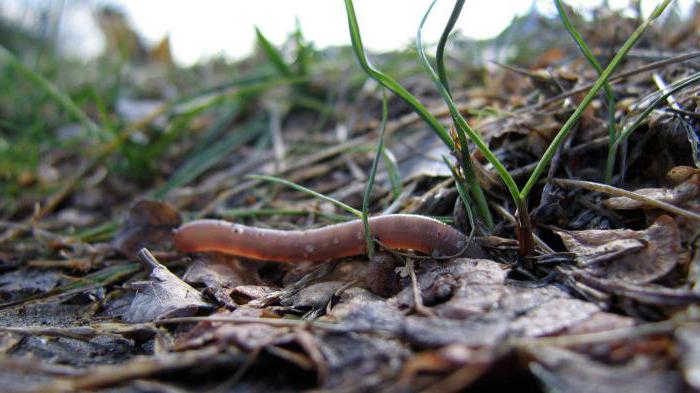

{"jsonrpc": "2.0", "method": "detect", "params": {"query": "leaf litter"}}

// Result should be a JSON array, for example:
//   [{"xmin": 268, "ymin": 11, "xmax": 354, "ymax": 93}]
[{"xmin": 1, "ymin": 3, "xmax": 700, "ymax": 392}]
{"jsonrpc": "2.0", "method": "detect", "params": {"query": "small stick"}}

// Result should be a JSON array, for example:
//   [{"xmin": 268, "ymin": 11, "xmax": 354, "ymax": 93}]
[{"xmin": 551, "ymin": 178, "xmax": 700, "ymax": 222}]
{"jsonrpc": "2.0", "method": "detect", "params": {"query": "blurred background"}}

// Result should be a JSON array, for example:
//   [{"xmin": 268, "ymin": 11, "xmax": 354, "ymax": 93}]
[
  {"xmin": 1, "ymin": 0, "xmax": 695, "ymax": 65},
  {"xmin": 0, "ymin": 0, "xmax": 697, "ymax": 217}
]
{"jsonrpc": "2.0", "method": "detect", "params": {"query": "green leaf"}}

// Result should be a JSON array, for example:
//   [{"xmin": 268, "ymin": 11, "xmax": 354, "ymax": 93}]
[
  {"xmin": 343, "ymin": 0, "xmax": 454, "ymax": 149},
  {"xmin": 361, "ymin": 88, "xmax": 390, "ymax": 257},
  {"xmin": 255, "ymin": 26, "xmax": 294, "ymax": 77},
  {"xmin": 247, "ymin": 174, "xmax": 362, "ymax": 218},
  {"xmin": 152, "ymin": 120, "xmax": 264, "ymax": 199}
]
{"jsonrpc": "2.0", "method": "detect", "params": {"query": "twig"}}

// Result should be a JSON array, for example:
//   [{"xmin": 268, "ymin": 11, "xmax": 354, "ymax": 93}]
[
  {"xmin": 551, "ymin": 178, "xmax": 700, "ymax": 222},
  {"xmin": 154, "ymin": 316, "xmax": 346, "ymax": 332},
  {"xmin": 512, "ymin": 318, "xmax": 677, "ymax": 347},
  {"xmin": 407, "ymin": 259, "xmax": 436, "ymax": 318}
]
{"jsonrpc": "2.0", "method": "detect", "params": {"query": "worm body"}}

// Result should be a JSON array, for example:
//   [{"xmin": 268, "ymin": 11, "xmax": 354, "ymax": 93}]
[{"xmin": 174, "ymin": 214, "xmax": 477, "ymax": 263}]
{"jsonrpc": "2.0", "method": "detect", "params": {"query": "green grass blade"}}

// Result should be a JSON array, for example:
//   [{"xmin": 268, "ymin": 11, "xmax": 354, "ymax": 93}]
[
  {"xmin": 343, "ymin": 0, "xmax": 454, "ymax": 149},
  {"xmin": 417, "ymin": 0, "xmax": 507, "ymax": 228},
  {"xmin": 174, "ymin": 75, "xmax": 306, "ymax": 116},
  {"xmin": 255, "ymin": 27, "xmax": 294, "ymax": 77},
  {"xmin": 218, "ymin": 208, "xmax": 353, "ymax": 223},
  {"xmin": 152, "ymin": 120, "xmax": 264, "ymax": 199},
  {"xmin": 520, "ymin": 0, "xmax": 672, "ymax": 199},
  {"xmin": 436, "ymin": 0, "xmax": 465, "ymax": 95},
  {"xmin": 614, "ymin": 71, "xmax": 700, "ymax": 148},
  {"xmin": 361, "ymin": 89, "xmax": 389, "ymax": 257},
  {"xmin": 247, "ymin": 174, "xmax": 362, "ymax": 218},
  {"xmin": 554, "ymin": 0, "xmax": 618, "ymax": 183},
  {"xmin": 0, "ymin": 44, "xmax": 106, "ymax": 140},
  {"xmin": 442, "ymin": 155, "xmax": 476, "ymax": 242},
  {"xmin": 293, "ymin": 17, "xmax": 311, "ymax": 78},
  {"xmin": 381, "ymin": 148, "xmax": 402, "ymax": 200},
  {"xmin": 554, "ymin": 0, "xmax": 613, "ymax": 94}
]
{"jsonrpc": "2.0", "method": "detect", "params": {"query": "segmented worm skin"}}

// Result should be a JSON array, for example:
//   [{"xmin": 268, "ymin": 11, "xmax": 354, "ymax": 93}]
[{"xmin": 173, "ymin": 214, "xmax": 474, "ymax": 263}]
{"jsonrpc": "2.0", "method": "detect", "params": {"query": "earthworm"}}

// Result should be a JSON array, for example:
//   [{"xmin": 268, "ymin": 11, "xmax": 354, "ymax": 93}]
[{"xmin": 173, "ymin": 214, "xmax": 480, "ymax": 263}]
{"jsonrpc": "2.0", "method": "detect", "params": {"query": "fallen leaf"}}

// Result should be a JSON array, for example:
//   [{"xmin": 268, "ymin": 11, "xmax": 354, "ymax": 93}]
[
  {"xmin": 562, "ymin": 311, "xmax": 635, "ymax": 336},
  {"xmin": 328, "ymin": 287, "xmax": 404, "ymax": 334},
  {"xmin": 113, "ymin": 199, "xmax": 181, "ymax": 258},
  {"xmin": 124, "ymin": 252, "xmax": 212, "ymax": 323},
  {"xmin": 403, "ymin": 314, "xmax": 510, "ymax": 349},
  {"xmin": 554, "ymin": 215, "xmax": 681, "ymax": 284},
  {"xmin": 230, "ymin": 285, "xmax": 278, "ymax": 304},
  {"xmin": 568, "ymin": 268, "xmax": 700, "ymax": 306},
  {"xmin": 509, "ymin": 298, "xmax": 600, "ymax": 337},
  {"xmin": 174, "ymin": 309, "xmax": 282, "ymax": 352},
  {"xmin": 182, "ymin": 254, "xmax": 261, "ymax": 308},
  {"xmin": 279, "ymin": 281, "xmax": 346, "ymax": 317},
  {"xmin": 0, "ymin": 269, "xmax": 62, "ymax": 302},
  {"xmin": 317, "ymin": 330, "xmax": 409, "ymax": 391}
]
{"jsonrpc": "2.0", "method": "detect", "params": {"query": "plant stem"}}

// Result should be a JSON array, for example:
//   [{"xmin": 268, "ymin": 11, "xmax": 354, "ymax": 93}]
[
  {"xmin": 515, "ymin": 197, "xmax": 535, "ymax": 258},
  {"xmin": 417, "ymin": 0, "xmax": 498, "ymax": 228}
]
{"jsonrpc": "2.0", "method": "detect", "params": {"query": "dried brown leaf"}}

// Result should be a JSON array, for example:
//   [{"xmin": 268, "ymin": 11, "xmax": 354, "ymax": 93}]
[
  {"xmin": 329, "ymin": 287, "xmax": 404, "ymax": 334},
  {"xmin": 510, "ymin": 298, "xmax": 600, "ymax": 337},
  {"xmin": 124, "ymin": 262, "xmax": 212, "ymax": 323},
  {"xmin": 554, "ymin": 215, "xmax": 681, "ymax": 284},
  {"xmin": 173, "ymin": 309, "xmax": 282, "ymax": 352},
  {"xmin": 113, "ymin": 199, "xmax": 181, "ymax": 258},
  {"xmin": 182, "ymin": 254, "xmax": 261, "ymax": 308}
]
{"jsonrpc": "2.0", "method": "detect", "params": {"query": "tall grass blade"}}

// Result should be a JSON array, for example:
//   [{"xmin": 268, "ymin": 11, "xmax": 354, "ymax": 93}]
[
  {"xmin": 361, "ymin": 89, "xmax": 389, "ymax": 257},
  {"xmin": 381, "ymin": 148, "xmax": 402, "ymax": 200},
  {"xmin": 615, "ymin": 71, "xmax": 700, "ymax": 148},
  {"xmin": 520, "ymin": 0, "xmax": 672, "ymax": 198},
  {"xmin": 0, "ymin": 44, "xmax": 106, "ymax": 140},
  {"xmin": 436, "ymin": 0, "xmax": 465, "ymax": 95},
  {"xmin": 442, "ymin": 155, "xmax": 476, "ymax": 243},
  {"xmin": 255, "ymin": 27, "xmax": 294, "ymax": 77},
  {"xmin": 153, "ymin": 120, "xmax": 264, "ymax": 199},
  {"xmin": 343, "ymin": 0, "xmax": 453, "ymax": 149},
  {"xmin": 247, "ymin": 174, "xmax": 362, "ymax": 217},
  {"xmin": 553, "ymin": 0, "xmax": 619, "ymax": 183}
]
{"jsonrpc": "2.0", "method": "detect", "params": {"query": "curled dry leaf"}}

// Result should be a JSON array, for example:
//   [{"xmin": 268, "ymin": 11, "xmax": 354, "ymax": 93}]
[
  {"xmin": 124, "ymin": 258, "xmax": 212, "ymax": 323},
  {"xmin": 554, "ymin": 215, "xmax": 681, "ymax": 284},
  {"xmin": 329, "ymin": 287, "xmax": 404, "ymax": 334},
  {"xmin": 182, "ymin": 254, "xmax": 262, "ymax": 308},
  {"xmin": 666, "ymin": 166, "xmax": 700, "ymax": 185},
  {"xmin": 113, "ymin": 199, "xmax": 181, "ymax": 258},
  {"xmin": 279, "ymin": 281, "xmax": 346, "ymax": 315}
]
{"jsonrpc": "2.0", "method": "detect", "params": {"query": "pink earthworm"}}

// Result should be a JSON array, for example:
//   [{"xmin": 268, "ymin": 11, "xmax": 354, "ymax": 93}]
[{"xmin": 173, "ymin": 214, "xmax": 478, "ymax": 263}]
